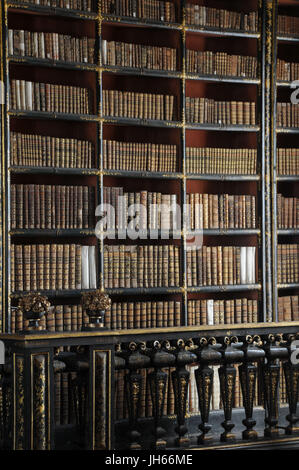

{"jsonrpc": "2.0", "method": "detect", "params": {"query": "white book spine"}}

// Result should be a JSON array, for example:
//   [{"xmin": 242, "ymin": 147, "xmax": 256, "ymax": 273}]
[
  {"xmin": 81, "ymin": 245, "xmax": 90, "ymax": 289},
  {"xmin": 8, "ymin": 30, "xmax": 13, "ymax": 56},
  {"xmin": 20, "ymin": 30, "xmax": 25, "ymax": 56},
  {"xmin": 88, "ymin": 245, "xmax": 97, "ymax": 289},
  {"xmin": 101, "ymin": 39, "xmax": 107, "ymax": 65},
  {"xmin": 207, "ymin": 299, "xmax": 214, "ymax": 325},
  {"xmin": 25, "ymin": 81, "xmax": 33, "ymax": 111},
  {"xmin": 240, "ymin": 246, "xmax": 247, "ymax": 284}
]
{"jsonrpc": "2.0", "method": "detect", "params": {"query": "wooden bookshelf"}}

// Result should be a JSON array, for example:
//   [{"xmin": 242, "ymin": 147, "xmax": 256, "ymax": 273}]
[{"xmin": 0, "ymin": 0, "xmax": 273, "ymax": 335}]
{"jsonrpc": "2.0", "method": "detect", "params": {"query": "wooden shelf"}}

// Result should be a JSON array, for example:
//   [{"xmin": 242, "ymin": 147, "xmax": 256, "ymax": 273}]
[
  {"xmin": 9, "ymin": 110, "xmax": 99, "ymax": 122},
  {"xmin": 7, "ymin": 1, "xmax": 98, "ymax": 20},
  {"xmin": 8, "ymin": 55, "xmax": 99, "ymax": 72},
  {"xmin": 185, "ymin": 25, "xmax": 259, "ymax": 39}
]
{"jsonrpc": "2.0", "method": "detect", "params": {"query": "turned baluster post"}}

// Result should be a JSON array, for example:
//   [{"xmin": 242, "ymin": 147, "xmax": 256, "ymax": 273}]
[
  {"xmin": 194, "ymin": 337, "xmax": 222, "ymax": 444},
  {"xmin": 147, "ymin": 340, "xmax": 176, "ymax": 450},
  {"xmin": 218, "ymin": 336, "xmax": 244, "ymax": 442},
  {"xmin": 239, "ymin": 335, "xmax": 265, "ymax": 440},
  {"xmin": 262, "ymin": 334, "xmax": 288, "ymax": 438},
  {"xmin": 121, "ymin": 342, "xmax": 151, "ymax": 450},
  {"xmin": 282, "ymin": 334, "xmax": 299, "ymax": 435},
  {"xmin": 170, "ymin": 339, "xmax": 197, "ymax": 448}
]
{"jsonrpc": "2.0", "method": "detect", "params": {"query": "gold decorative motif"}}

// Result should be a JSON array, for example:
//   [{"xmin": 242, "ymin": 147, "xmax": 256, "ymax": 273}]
[
  {"xmin": 17, "ymin": 293, "xmax": 50, "ymax": 316},
  {"xmin": 14, "ymin": 355, "xmax": 25, "ymax": 450},
  {"xmin": 32, "ymin": 354, "xmax": 48, "ymax": 450},
  {"xmin": 82, "ymin": 290, "xmax": 111, "ymax": 312}
]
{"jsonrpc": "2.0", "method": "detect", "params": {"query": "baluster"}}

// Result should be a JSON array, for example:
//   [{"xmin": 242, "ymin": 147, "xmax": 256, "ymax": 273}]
[
  {"xmin": 194, "ymin": 337, "xmax": 222, "ymax": 444},
  {"xmin": 239, "ymin": 335, "xmax": 265, "ymax": 440},
  {"xmin": 282, "ymin": 334, "xmax": 299, "ymax": 435},
  {"xmin": 218, "ymin": 336, "xmax": 244, "ymax": 442},
  {"xmin": 121, "ymin": 342, "xmax": 151, "ymax": 450},
  {"xmin": 147, "ymin": 340, "xmax": 176, "ymax": 450},
  {"xmin": 171, "ymin": 339, "xmax": 197, "ymax": 448},
  {"xmin": 262, "ymin": 334, "xmax": 288, "ymax": 438}
]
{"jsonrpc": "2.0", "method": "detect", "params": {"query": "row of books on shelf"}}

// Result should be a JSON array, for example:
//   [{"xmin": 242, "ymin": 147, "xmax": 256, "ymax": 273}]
[
  {"xmin": 11, "ymin": 300, "xmax": 182, "ymax": 332},
  {"xmin": 10, "ymin": 132, "xmax": 94, "ymax": 168},
  {"xmin": 104, "ymin": 244, "xmax": 180, "ymax": 288},
  {"xmin": 11, "ymin": 244, "xmax": 97, "ymax": 292},
  {"xmin": 8, "ymin": 30, "xmax": 262, "ymax": 83},
  {"xmin": 187, "ymin": 298, "xmax": 258, "ymax": 326},
  {"xmin": 11, "ymin": 293, "xmax": 299, "ymax": 334},
  {"xmin": 186, "ymin": 193, "xmax": 256, "ymax": 230},
  {"xmin": 185, "ymin": 5, "xmax": 258, "ymax": 32},
  {"xmin": 277, "ymin": 194, "xmax": 299, "ymax": 229},
  {"xmin": 10, "ymin": 184, "xmax": 95, "ymax": 230},
  {"xmin": 102, "ymin": 90, "xmax": 175, "ymax": 121},
  {"xmin": 276, "ymin": 103, "xmax": 299, "ymax": 128},
  {"xmin": 17, "ymin": 0, "xmax": 95, "ymax": 11},
  {"xmin": 277, "ymin": 244, "xmax": 299, "ymax": 284},
  {"xmin": 278, "ymin": 15, "xmax": 299, "ymax": 37},
  {"xmin": 8, "ymin": 30, "xmax": 96, "ymax": 64},
  {"xmin": 277, "ymin": 59, "xmax": 299, "ymax": 82},
  {"xmin": 102, "ymin": 0, "xmax": 175, "ymax": 22},
  {"xmin": 277, "ymin": 149, "xmax": 299, "ymax": 176},
  {"xmin": 11, "ymin": 135, "xmax": 299, "ymax": 178},
  {"xmin": 278, "ymin": 295, "xmax": 299, "ymax": 322},
  {"xmin": 185, "ymin": 98, "xmax": 256, "ymax": 126},
  {"xmin": 103, "ymin": 188, "xmax": 256, "ymax": 231},
  {"xmin": 9, "ymin": 1, "xmax": 299, "ymax": 42},
  {"xmin": 186, "ymin": 50, "xmax": 257, "ymax": 79},
  {"xmin": 186, "ymin": 147, "xmax": 257, "ymax": 175},
  {"xmin": 101, "ymin": 40, "xmax": 176, "ymax": 71},
  {"xmin": 186, "ymin": 246, "xmax": 256, "ymax": 287},
  {"xmin": 103, "ymin": 187, "xmax": 178, "ymax": 231},
  {"xmin": 103, "ymin": 139, "xmax": 177, "ymax": 173},
  {"xmin": 10, "ymin": 80, "xmax": 92, "ymax": 115}
]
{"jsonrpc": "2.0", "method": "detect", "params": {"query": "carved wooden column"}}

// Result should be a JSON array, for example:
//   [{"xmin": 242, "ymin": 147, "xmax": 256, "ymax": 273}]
[
  {"xmin": 239, "ymin": 335, "xmax": 265, "ymax": 440},
  {"xmin": 194, "ymin": 337, "xmax": 222, "ymax": 444},
  {"xmin": 282, "ymin": 334, "xmax": 299, "ymax": 435},
  {"xmin": 218, "ymin": 336, "xmax": 244, "ymax": 442},
  {"xmin": 120, "ymin": 342, "xmax": 151, "ymax": 450},
  {"xmin": 262, "ymin": 334, "xmax": 288, "ymax": 437},
  {"xmin": 147, "ymin": 340, "xmax": 176, "ymax": 449},
  {"xmin": 171, "ymin": 339, "xmax": 197, "ymax": 447},
  {"xmin": 88, "ymin": 344, "xmax": 114, "ymax": 450},
  {"xmin": 11, "ymin": 347, "xmax": 54, "ymax": 450}
]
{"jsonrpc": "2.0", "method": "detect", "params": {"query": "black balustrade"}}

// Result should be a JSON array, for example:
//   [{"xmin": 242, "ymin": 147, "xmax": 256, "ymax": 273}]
[{"xmin": 1, "ymin": 324, "xmax": 299, "ymax": 450}]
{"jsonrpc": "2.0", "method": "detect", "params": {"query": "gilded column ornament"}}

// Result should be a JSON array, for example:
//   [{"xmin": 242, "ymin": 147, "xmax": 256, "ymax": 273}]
[
  {"xmin": 14, "ymin": 355, "xmax": 25, "ymax": 450},
  {"xmin": 195, "ymin": 337, "xmax": 222, "ymax": 444},
  {"xmin": 218, "ymin": 337, "xmax": 244, "ymax": 442},
  {"xmin": 32, "ymin": 354, "xmax": 49, "ymax": 450},
  {"xmin": 239, "ymin": 335, "xmax": 265, "ymax": 440},
  {"xmin": 171, "ymin": 339, "xmax": 197, "ymax": 447},
  {"xmin": 147, "ymin": 341, "xmax": 176, "ymax": 449}
]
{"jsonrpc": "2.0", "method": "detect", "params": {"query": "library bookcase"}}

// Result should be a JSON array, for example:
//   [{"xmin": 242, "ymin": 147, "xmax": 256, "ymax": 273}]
[{"xmin": 1, "ymin": 0, "xmax": 299, "ymax": 451}]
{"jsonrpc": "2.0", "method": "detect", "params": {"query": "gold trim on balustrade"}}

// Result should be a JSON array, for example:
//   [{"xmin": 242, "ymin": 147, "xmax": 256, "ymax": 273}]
[{"xmin": 2, "ymin": 321, "xmax": 299, "ymax": 341}]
